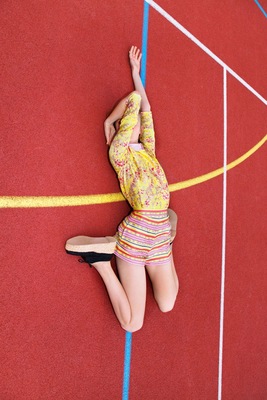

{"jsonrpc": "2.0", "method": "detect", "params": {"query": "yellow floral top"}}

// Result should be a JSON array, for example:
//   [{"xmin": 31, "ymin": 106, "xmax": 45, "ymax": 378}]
[{"xmin": 109, "ymin": 92, "xmax": 170, "ymax": 210}]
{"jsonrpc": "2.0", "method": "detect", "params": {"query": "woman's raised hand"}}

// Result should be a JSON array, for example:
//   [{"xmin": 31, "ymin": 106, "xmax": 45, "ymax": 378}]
[{"xmin": 129, "ymin": 46, "xmax": 142, "ymax": 73}]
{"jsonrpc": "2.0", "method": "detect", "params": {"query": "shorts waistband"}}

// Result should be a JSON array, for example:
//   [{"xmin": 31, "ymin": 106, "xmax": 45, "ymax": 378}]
[
  {"xmin": 131, "ymin": 209, "xmax": 168, "ymax": 221},
  {"xmin": 133, "ymin": 209, "xmax": 168, "ymax": 214}
]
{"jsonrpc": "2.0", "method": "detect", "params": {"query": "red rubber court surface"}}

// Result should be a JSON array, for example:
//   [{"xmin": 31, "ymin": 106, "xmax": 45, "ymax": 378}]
[{"xmin": 1, "ymin": 1, "xmax": 266, "ymax": 399}]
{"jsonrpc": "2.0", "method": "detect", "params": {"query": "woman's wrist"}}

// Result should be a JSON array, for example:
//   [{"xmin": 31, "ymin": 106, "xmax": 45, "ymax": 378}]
[{"xmin": 131, "ymin": 67, "xmax": 140, "ymax": 77}]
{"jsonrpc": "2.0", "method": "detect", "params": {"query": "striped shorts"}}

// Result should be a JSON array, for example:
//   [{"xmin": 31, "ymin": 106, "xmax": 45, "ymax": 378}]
[{"xmin": 114, "ymin": 210, "xmax": 172, "ymax": 266}]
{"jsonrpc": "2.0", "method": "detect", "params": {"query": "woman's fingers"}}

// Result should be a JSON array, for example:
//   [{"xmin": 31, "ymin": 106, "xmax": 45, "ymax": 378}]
[
  {"xmin": 129, "ymin": 45, "xmax": 135, "ymax": 56},
  {"xmin": 129, "ymin": 45, "xmax": 142, "ymax": 61}
]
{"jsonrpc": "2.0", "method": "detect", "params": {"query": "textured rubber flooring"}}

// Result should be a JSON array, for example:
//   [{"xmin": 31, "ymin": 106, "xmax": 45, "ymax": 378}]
[{"xmin": 1, "ymin": 1, "xmax": 266, "ymax": 399}]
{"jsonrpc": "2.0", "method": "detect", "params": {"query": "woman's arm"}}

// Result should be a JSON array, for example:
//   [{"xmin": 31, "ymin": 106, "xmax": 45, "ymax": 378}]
[
  {"xmin": 104, "ymin": 46, "xmax": 149, "ymax": 145},
  {"xmin": 129, "ymin": 46, "xmax": 150, "ymax": 112},
  {"xmin": 104, "ymin": 96, "xmax": 129, "ymax": 145},
  {"xmin": 129, "ymin": 46, "xmax": 155, "ymax": 154},
  {"xmin": 109, "ymin": 92, "xmax": 142, "ymax": 172}
]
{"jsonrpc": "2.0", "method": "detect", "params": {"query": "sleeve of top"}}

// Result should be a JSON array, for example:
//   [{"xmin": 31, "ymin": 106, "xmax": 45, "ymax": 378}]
[
  {"xmin": 109, "ymin": 92, "xmax": 141, "ymax": 174},
  {"xmin": 139, "ymin": 111, "xmax": 155, "ymax": 156}
]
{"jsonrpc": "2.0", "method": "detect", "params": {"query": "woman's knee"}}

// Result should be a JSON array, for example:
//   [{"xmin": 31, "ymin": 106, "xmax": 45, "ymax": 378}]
[
  {"xmin": 157, "ymin": 288, "xmax": 178, "ymax": 313},
  {"xmin": 127, "ymin": 91, "xmax": 141, "ymax": 108},
  {"xmin": 121, "ymin": 318, "xmax": 144, "ymax": 333},
  {"xmin": 158, "ymin": 299, "xmax": 176, "ymax": 313},
  {"xmin": 130, "ymin": 90, "xmax": 141, "ymax": 98}
]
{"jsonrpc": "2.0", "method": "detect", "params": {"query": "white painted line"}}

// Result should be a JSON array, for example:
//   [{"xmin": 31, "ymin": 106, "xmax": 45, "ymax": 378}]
[
  {"xmin": 145, "ymin": 0, "xmax": 267, "ymax": 105},
  {"xmin": 254, "ymin": 0, "xmax": 267, "ymax": 18},
  {"xmin": 218, "ymin": 67, "xmax": 228, "ymax": 400}
]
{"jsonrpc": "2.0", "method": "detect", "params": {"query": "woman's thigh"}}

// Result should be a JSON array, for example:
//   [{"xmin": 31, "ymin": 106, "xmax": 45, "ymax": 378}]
[
  {"xmin": 145, "ymin": 254, "xmax": 178, "ymax": 312},
  {"xmin": 116, "ymin": 256, "xmax": 147, "ymax": 331}
]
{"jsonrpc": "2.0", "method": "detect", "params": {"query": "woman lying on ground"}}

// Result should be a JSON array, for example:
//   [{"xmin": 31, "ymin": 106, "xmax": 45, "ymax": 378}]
[{"xmin": 66, "ymin": 46, "xmax": 179, "ymax": 332}]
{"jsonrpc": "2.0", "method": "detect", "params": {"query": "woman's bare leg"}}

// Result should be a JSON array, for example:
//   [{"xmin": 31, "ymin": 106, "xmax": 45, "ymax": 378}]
[
  {"xmin": 168, "ymin": 208, "xmax": 178, "ymax": 243},
  {"xmin": 93, "ymin": 257, "xmax": 147, "ymax": 332},
  {"xmin": 146, "ymin": 252, "xmax": 179, "ymax": 313}
]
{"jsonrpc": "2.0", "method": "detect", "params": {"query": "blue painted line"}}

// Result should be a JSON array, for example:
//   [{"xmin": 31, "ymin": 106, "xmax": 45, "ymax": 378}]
[
  {"xmin": 122, "ymin": 331, "xmax": 133, "ymax": 400},
  {"xmin": 121, "ymin": 4, "xmax": 150, "ymax": 400},
  {"xmin": 141, "ymin": 1, "xmax": 150, "ymax": 87},
  {"xmin": 254, "ymin": 0, "xmax": 267, "ymax": 18}
]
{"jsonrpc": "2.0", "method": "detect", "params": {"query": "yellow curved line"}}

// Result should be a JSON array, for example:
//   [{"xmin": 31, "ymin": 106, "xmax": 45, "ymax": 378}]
[
  {"xmin": 0, "ymin": 134, "xmax": 266, "ymax": 209},
  {"xmin": 169, "ymin": 134, "xmax": 267, "ymax": 192}
]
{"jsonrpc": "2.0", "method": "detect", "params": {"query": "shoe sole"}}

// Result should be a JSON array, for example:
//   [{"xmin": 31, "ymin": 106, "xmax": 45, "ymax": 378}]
[{"xmin": 65, "ymin": 236, "xmax": 117, "ymax": 254}]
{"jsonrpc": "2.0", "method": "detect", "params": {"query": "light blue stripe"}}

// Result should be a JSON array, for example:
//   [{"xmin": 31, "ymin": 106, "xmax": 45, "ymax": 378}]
[
  {"xmin": 141, "ymin": 1, "xmax": 150, "ymax": 87},
  {"xmin": 254, "ymin": 0, "xmax": 267, "ymax": 17},
  {"xmin": 122, "ymin": 3, "xmax": 150, "ymax": 400},
  {"xmin": 122, "ymin": 331, "xmax": 132, "ymax": 400}
]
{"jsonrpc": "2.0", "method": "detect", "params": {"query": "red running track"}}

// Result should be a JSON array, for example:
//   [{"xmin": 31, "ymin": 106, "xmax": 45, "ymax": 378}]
[{"xmin": 1, "ymin": 1, "xmax": 266, "ymax": 399}]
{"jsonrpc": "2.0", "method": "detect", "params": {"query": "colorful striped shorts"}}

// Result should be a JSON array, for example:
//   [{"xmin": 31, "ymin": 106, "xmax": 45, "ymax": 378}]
[{"xmin": 114, "ymin": 210, "xmax": 172, "ymax": 266}]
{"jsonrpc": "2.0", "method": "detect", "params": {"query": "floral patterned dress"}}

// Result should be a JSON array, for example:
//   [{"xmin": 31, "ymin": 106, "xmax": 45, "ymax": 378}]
[{"xmin": 109, "ymin": 92, "xmax": 170, "ymax": 211}]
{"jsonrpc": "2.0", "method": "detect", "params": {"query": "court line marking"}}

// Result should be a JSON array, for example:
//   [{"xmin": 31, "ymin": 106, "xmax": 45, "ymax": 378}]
[
  {"xmin": 122, "ymin": 3, "xmax": 150, "ymax": 399},
  {"xmin": 122, "ymin": 331, "xmax": 133, "ymax": 400},
  {"xmin": 145, "ymin": 0, "xmax": 267, "ymax": 106},
  {"xmin": 141, "ymin": 1, "xmax": 150, "ymax": 87},
  {"xmin": 0, "ymin": 134, "xmax": 265, "ymax": 209},
  {"xmin": 218, "ymin": 67, "xmax": 227, "ymax": 400},
  {"xmin": 254, "ymin": 0, "xmax": 267, "ymax": 17}
]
